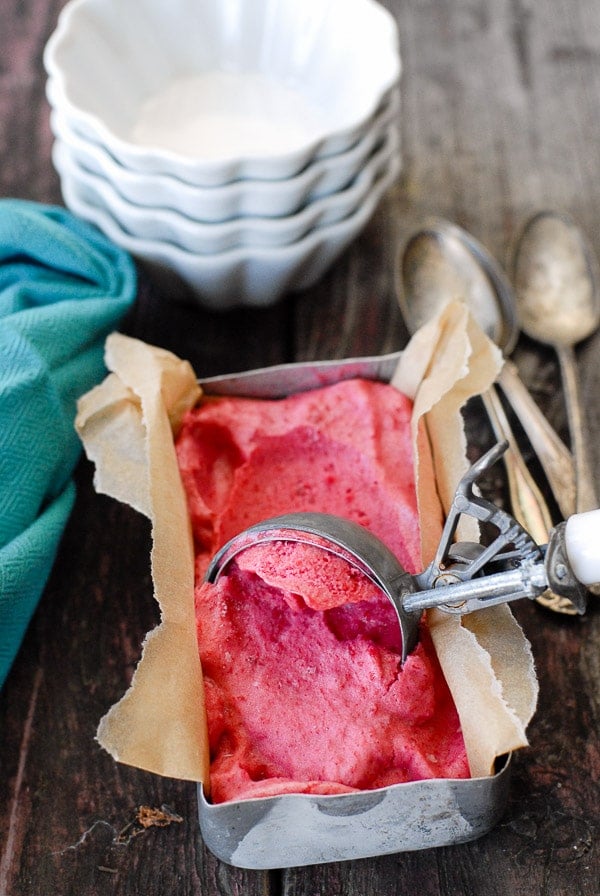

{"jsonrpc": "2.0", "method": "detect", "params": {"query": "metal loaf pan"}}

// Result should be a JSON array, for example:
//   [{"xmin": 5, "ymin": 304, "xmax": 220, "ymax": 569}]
[
  {"xmin": 196, "ymin": 353, "xmax": 512, "ymax": 869},
  {"xmin": 197, "ymin": 758, "xmax": 511, "ymax": 869}
]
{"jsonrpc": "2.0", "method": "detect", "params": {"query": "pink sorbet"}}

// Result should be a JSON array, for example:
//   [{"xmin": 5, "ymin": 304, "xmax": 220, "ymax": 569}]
[{"xmin": 175, "ymin": 378, "xmax": 469, "ymax": 802}]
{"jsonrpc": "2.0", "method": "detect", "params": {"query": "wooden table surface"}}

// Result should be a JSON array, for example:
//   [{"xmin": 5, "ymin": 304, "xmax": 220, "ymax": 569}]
[{"xmin": 2, "ymin": 0, "xmax": 600, "ymax": 893}]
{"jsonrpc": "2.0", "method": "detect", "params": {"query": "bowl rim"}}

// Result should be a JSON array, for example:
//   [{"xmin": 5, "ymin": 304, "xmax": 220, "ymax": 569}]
[{"xmin": 43, "ymin": 0, "xmax": 401, "ymax": 186}]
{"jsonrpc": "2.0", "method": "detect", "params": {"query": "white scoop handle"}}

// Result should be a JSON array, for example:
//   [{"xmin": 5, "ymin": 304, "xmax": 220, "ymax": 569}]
[{"xmin": 564, "ymin": 508, "xmax": 600, "ymax": 586}]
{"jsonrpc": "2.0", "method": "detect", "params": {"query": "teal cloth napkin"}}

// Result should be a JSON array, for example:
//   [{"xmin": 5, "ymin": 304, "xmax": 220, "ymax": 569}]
[{"xmin": 0, "ymin": 199, "xmax": 137, "ymax": 687}]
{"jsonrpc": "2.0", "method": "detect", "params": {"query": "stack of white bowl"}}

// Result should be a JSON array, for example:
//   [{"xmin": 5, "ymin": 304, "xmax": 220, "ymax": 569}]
[{"xmin": 44, "ymin": 0, "xmax": 402, "ymax": 309}]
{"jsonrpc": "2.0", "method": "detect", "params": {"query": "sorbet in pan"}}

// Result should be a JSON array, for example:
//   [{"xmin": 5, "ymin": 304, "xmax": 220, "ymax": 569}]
[{"xmin": 175, "ymin": 378, "xmax": 469, "ymax": 803}]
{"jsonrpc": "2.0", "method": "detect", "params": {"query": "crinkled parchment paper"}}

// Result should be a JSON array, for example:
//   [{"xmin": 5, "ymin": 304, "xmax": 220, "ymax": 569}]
[{"xmin": 75, "ymin": 300, "xmax": 538, "ymax": 787}]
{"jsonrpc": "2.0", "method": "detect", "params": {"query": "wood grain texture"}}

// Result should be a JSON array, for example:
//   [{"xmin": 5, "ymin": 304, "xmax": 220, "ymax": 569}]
[{"xmin": 2, "ymin": 0, "xmax": 600, "ymax": 892}]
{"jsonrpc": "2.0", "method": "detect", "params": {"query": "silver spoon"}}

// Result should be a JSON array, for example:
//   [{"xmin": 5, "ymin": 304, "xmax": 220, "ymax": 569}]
[
  {"xmin": 511, "ymin": 210, "xmax": 600, "ymax": 516},
  {"xmin": 398, "ymin": 218, "xmax": 575, "ymax": 520},
  {"xmin": 397, "ymin": 218, "xmax": 577, "ymax": 613}
]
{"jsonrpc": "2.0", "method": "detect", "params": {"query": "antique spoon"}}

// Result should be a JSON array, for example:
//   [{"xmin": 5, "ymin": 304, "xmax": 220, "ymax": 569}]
[
  {"xmin": 397, "ymin": 219, "xmax": 577, "ymax": 613},
  {"xmin": 511, "ymin": 210, "xmax": 600, "ymax": 516},
  {"xmin": 397, "ymin": 218, "xmax": 575, "ymax": 519}
]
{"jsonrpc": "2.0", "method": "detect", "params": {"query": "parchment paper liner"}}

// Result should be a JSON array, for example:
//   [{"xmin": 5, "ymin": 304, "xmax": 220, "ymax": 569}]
[{"xmin": 75, "ymin": 301, "xmax": 538, "ymax": 789}]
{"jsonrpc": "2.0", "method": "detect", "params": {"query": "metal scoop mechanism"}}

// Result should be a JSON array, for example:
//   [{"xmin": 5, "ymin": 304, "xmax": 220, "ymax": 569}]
[{"xmin": 205, "ymin": 442, "xmax": 594, "ymax": 663}]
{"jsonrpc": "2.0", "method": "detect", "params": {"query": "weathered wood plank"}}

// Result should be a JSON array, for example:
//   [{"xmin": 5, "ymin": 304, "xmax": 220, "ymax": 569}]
[{"xmin": 2, "ymin": 0, "xmax": 600, "ymax": 892}]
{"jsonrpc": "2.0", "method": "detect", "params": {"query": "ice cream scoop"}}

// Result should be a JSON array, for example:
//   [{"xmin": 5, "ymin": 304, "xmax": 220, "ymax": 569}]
[{"xmin": 207, "ymin": 442, "xmax": 595, "ymax": 663}]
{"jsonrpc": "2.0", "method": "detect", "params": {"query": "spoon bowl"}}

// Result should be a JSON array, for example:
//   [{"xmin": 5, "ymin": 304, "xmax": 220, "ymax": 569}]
[
  {"xmin": 511, "ymin": 210, "xmax": 600, "ymax": 516},
  {"xmin": 399, "ymin": 218, "xmax": 518, "ymax": 352},
  {"xmin": 512, "ymin": 211, "xmax": 600, "ymax": 348}
]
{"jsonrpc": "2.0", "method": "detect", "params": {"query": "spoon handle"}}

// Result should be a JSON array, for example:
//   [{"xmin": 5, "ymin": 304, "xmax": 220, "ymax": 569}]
[
  {"xmin": 556, "ymin": 343, "xmax": 599, "ymax": 515},
  {"xmin": 482, "ymin": 386, "xmax": 578, "ymax": 614},
  {"xmin": 498, "ymin": 360, "xmax": 576, "ymax": 519},
  {"xmin": 483, "ymin": 387, "xmax": 553, "ymax": 539}
]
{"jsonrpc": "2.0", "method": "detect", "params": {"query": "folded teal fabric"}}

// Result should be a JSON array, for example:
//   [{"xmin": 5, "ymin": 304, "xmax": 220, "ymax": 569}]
[{"xmin": 0, "ymin": 199, "xmax": 137, "ymax": 687}]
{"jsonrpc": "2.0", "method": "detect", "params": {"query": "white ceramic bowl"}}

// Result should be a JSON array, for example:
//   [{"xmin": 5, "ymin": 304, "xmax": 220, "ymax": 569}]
[
  {"xmin": 53, "ymin": 126, "xmax": 399, "ymax": 253},
  {"xmin": 58, "ymin": 151, "xmax": 401, "ymax": 307},
  {"xmin": 48, "ymin": 89, "xmax": 400, "ymax": 223},
  {"xmin": 44, "ymin": 0, "xmax": 401, "ymax": 186}
]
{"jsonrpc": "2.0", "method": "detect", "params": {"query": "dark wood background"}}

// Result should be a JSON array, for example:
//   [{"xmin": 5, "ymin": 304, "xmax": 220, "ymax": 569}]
[{"xmin": 2, "ymin": 0, "xmax": 600, "ymax": 893}]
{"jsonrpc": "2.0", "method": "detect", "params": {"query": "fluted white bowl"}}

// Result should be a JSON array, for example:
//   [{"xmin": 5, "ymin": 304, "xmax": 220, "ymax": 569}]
[{"xmin": 44, "ymin": 0, "xmax": 401, "ymax": 186}]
